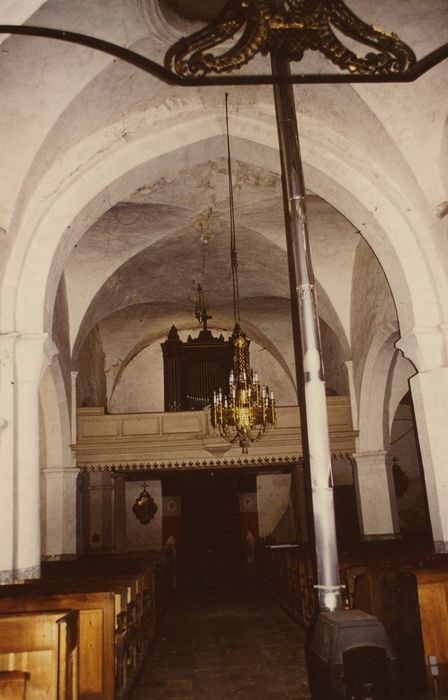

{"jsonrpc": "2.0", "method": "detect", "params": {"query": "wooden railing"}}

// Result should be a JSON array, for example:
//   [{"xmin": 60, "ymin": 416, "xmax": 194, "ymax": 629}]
[{"xmin": 75, "ymin": 398, "xmax": 356, "ymax": 471}]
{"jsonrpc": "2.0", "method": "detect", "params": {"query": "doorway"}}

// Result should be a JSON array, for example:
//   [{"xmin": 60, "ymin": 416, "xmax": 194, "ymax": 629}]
[{"xmin": 163, "ymin": 472, "xmax": 257, "ymax": 588}]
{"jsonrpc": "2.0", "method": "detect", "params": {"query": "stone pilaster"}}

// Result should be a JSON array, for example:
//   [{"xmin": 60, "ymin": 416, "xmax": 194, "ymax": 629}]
[
  {"xmin": 0, "ymin": 332, "xmax": 19, "ymax": 583},
  {"xmin": 113, "ymin": 474, "xmax": 127, "ymax": 554},
  {"xmin": 352, "ymin": 450, "xmax": 400, "ymax": 540},
  {"xmin": 82, "ymin": 471, "xmax": 114, "ymax": 552},
  {"xmin": 14, "ymin": 333, "xmax": 57, "ymax": 579},
  {"xmin": 41, "ymin": 466, "xmax": 78, "ymax": 558},
  {"xmin": 397, "ymin": 327, "xmax": 448, "ymax": 552},
  {"xmin": 408, "ymin": 368, "xmax": 448, "ymax": 552}
]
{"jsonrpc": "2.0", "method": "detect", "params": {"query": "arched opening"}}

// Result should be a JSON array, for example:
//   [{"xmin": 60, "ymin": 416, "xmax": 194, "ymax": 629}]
[{"xmin": 390, "ymin": 391, "xmax": 432, "ymax": 543}]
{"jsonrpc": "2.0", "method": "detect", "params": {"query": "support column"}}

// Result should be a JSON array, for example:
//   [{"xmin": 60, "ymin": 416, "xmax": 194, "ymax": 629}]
[
  {"xmin": 113, "ymin": 474, "xmax": 127, "ymax": 554},
  {"xmin": 0, "ymin": 332, "xmax": 18, "ymax": 584},
  {"xmin": 294, "ymin": 461, "xmax": 308, "ymax": 542},
  {"xmin": 83, "ymin": 471, "xmax": 114, "ymax": 553},
  {"xmin": 352, "ymin": 450, "xmax": 400, "ymax": 540},
  {"xmin": 14, "ymin": 333, "xmax": 58, "ymax": 579},
  {"xmin": 41, "ymin": 467, "xmax": 78, "ymax": 559},
  {"xmin": 397, "ymin": 327, "xmax": 448, "ymax": 551},
  {"xmin": 408, "ymin": 368, "xmax": 448, "ymax": 552}
]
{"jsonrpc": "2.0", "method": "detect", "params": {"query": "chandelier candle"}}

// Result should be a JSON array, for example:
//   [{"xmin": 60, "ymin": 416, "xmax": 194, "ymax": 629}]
[{"xmin": 212, "ymin": 325, "xmax": 276, "ymax": 453}]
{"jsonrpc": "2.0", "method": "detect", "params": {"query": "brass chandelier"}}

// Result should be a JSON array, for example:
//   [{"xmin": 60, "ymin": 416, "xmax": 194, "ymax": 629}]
[
  {"xmin": 211, "ymin": 95, "xmax": 276, "ymax": 453},
  {"xmin": 212, "ymin": 324, "xmax": 276, "ymax": 453}
]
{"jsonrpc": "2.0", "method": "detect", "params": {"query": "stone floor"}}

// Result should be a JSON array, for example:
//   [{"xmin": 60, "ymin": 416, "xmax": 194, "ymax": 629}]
[{"xmin": 130, "ymin": 573, "xmax": 311, "ymax": 700}]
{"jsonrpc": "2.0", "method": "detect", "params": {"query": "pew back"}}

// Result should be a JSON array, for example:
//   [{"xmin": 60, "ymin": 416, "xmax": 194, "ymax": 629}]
[
  {"xmin": 415, "ymin": 569, "xmax": 448, "ymax": 698},
  {"xmin": 0, "ymin": 610, "xmax": 77, "ymax": 700},
  {"xmin": 0, "ymin": 670, "xmax": 30, "ymax": 700},
  {"xmin": 353, "ymin": 567, "xmax": 448, "ymax": 698},
  {"xmin": 0, "ymin": 591, "xmax": 115, "ymax": 700}
]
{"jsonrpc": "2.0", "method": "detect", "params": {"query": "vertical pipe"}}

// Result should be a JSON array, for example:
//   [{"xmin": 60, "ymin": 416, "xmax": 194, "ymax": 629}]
[{"xmin": 271, "ymin": 52, "xmax": 341, "ymax": 612}]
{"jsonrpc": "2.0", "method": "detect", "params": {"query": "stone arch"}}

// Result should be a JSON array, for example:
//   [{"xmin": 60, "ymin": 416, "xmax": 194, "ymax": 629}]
[
  {"xmin": 439, "ymin": 112, "xmax": 448, "ymax": 202},
  {"xmin": 39, "ymin": 357, "xmax": 71, "ymax": 468},
  {"xmin": 2, "ymin": 105, "xmax": 445, "ymax": 361},
  {"xmin": 387, "ymin": 352, "xmax": 417, "ymax": 439},
  {"xmin": 357, "ymin": 331, "xmax": 400, "ymax": 452},
  {"xmin": 389, "ymin": 391, "xmax": 431, "ymax": 538}
]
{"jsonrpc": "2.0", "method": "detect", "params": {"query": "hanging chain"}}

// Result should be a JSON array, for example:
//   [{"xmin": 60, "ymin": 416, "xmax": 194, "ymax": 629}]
[{"xmin": 226, "ymin": 93, "xmax": 241, "ymax": 325}]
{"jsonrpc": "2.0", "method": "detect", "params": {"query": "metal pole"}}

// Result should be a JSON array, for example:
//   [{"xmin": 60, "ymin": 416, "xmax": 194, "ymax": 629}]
[{"xmin": 271, "ymin": 52, "xmax": 342, "ymax": 612}]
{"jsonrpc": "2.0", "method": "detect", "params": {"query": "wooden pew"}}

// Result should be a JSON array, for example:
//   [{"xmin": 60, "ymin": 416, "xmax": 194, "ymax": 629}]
[
  {"xmin": 415, "ymin": 569, "xmax": 448, "ymax": 698},
  {"xmin": 0, "ymin": 590, "xmax": 115, "ymax": 700},
  {"xmin": 257, "ymin": 543, "xmax": 316, "ymax": 629},
  {"xmin": 353, "ymin": 567, "xmax": 448, "ymax": 698},
  {"xmin": 0, "ymin": 610, "xmax": 77, "ymax": 700},
  {"xmin": 42, "ymin": 555, "xmax": 158, "ymax": 645},
  {"xmin": 39, "ymin": 558, "xmax": 161, "ymax": 695},
  {"xmin": 0, "ymin": 670, "xmax": 30, "ymax": 700},
  {"xmin": 39, "ymin": 567, "xmax": 150, "ymax": 683},
  {"xmin": 0, "ymin": 550, "xmax": 172, "ymax": 700}
]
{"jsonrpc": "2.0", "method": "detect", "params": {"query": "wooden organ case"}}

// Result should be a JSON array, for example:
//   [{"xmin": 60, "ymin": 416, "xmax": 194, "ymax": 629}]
[{"xmin": 161, "ymin": 323, "xmax": 234, "ymax": 412}]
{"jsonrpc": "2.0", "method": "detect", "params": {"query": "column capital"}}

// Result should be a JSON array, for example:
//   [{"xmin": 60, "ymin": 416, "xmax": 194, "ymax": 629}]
[
  {"xmin": 15, "ymin": 332, "xmax": 58, "ymax": 384},
  {"xmin": 396, "ymin": 325, "xmax": 448, "ymax": 372},
  {"xmin": 353, "ymin": 449, "xmax": 389, "ymax": 462},
  {"xmin": 0, "ymin": 331, "xmax": 19, "ymax": 362},
  {"xmin": 41, "ymin": 467, "xmax": 79, "ymax": 478},
  {"xmin": 0, "ymin": 330, "xmax": 20, "ymax": 341}
]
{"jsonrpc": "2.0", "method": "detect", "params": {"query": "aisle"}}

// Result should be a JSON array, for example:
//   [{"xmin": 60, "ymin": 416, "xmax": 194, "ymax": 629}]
[{"xmin": 130, "ymin": 576, "xmax": 312, "ymax": 700}]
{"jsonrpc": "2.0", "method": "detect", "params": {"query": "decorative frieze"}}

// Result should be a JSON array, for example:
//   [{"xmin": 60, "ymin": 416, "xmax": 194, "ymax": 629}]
[
  {"xmin": 79, "ymin": 454, "xmax": 302, "ymax": 472},
  {"xmin": 75, "ymin": 398, "xmax": 357, "ymax": 473}
]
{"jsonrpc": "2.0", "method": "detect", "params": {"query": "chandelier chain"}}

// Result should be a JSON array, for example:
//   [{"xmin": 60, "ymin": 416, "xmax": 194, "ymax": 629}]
[{"xmin": 226, "ymin": 93, "xmax": 241, "ymax": 325}]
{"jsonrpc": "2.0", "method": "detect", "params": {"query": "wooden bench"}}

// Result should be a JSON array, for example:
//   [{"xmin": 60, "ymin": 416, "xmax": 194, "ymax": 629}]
[
  {"xmin": 33, "ymin": 557, "xmax": 162, "ymax": 696},
  {"xmin": 415, "ymin": 569, "xmax": 448, "ymax": 698},
  {"xmin": 0, "ymin": 552, "xmax": 172, "ymax": 700},
  {"xmin": 42, "ymin": 554, "xmax": 163, "ymax": 649},
  {"xmin": 0, "ymin": 590, "xmax": 115, "ymax": 700},
  {"xmin": 39, "ymin": 568, "xmax": 151, "ymax": 684},
  {"xmin": 256, "ymin": 543, "xmax": 316, "ymax": 628},
  {"xmin": 0, "ymin": 670, "xmax": 30, "ymax": 700},
  {"xmin": 0, "ymin": 610, "xmax": 77, "ymax": 700},
  {"xmin": 353, "ymin": 566, "xmax": 448, "ymax": 698}
]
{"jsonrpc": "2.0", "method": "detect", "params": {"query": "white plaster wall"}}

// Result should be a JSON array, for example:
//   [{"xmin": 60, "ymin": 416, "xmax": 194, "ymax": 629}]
[
  {"xmin": 257, "ymin": 473, "xmax": 292, "ymax": 539},
  {"xmin": 125, "ymin": 481, "xmax": 162, "ymax": 551},
  {"xmin": 249, "ymin": 342, "xmax": 297, "ymax": 405},
  {"xmin": 110, "ymin": 343, "xmax": 164, "ymax": 413},
  {"xmin": 75, "ymin": 326, "xmax": 107, "ymax": 408},
  {"xmin": 320, "ymin": 319, "xmax": 349, "ymax": 396},
  {"xmin": 351, "ymin": 236, "xmax": 398, "ymax": 408}
]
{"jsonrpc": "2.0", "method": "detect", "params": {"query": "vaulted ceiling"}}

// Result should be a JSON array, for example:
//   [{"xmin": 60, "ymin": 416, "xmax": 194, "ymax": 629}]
[{"xmin": 1, "ymin": 1, "xmax": 447, "ymax": 408}]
